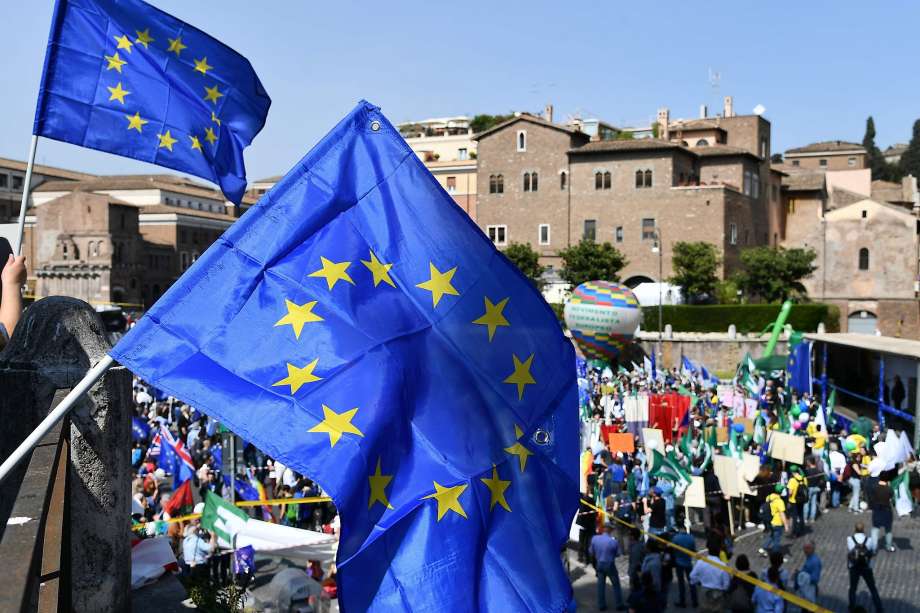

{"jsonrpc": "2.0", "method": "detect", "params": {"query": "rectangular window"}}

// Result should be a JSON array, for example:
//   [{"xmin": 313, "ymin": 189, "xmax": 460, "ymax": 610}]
[
  {"xmin": 446, "ymin": 176, "xmax": 456, "ymax": 193},
  {"xmin": 12, "ymin": 175, "xmax": 23, "ymax": 190},
  {"xmin": 615, "ymin": 226, "xmax": 623, "ymax": 243},
  {"xmin": 180, "ymin": 251, "xmax": 190, "ymax": 270},
  {"xmin": 0, "ymin": 174, "xmax": 7, "ymax": 188},
  {"xmin": 458, "ymin": 148, "xmax": 468, "ymax": 161},
  {"xmin": 583, "ymin": 219, "xmax": 596, "ymax": 241},
  {"xmin": 752, "ymin": 173, "xmax": 760, "ymax": 198},
  {"xmin": 819, "ymin": 159, "xmax": 828, "ymax": 167},
  {"xmin": 791, "ymin": 160, "xmax": 800, "ymax": 167},
  {"xmin": 487, "ymin": 225, "xmax": 507, "ymax": 246},
  {"xmin": 729, "ymin": 223, "xmax": 738, "ymax": 245},
  {"xmin": 743, "ymin": 171, "xmax": 752, "ymax": 196},
  {"xmin": 641, "ymin": 218, "xmax": 656, "ymax": 240},
  {"xmin": 848, "ymin": 156, "xmax": 856, "ymax": 167},
  {"xmin": 539, "ymin": 224, "xmax": 550, "ymax": 245}
]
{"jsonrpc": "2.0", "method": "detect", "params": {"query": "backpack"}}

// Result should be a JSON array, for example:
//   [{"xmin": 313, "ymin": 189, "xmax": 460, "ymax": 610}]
[
  {"xmin": 848, "ymin": 536, "xmax": 872, "ymax": 569},
  {"xmin": 615, "ymin": 500, "xmax": 634, "ymax": 522}
]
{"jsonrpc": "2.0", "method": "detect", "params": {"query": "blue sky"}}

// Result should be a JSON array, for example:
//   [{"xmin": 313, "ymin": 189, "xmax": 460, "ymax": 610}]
[{"xmin": 2, "ymin": 1, "xmax": 917, "ymax": 183}]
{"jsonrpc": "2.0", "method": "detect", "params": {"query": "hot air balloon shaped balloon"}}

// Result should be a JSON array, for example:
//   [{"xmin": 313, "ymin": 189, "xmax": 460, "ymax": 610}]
[{"xmin": 564, "ymin": 281, "xmax": 641, "ymax": 363}]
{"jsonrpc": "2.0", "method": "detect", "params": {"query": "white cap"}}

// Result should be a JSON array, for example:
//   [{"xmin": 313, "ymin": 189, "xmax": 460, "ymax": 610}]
[
  {"xmin": 154, "ymin": 468, "xmax": 166, "ymax": 480},
  {"xmin": 194, "ymin": 502, "xmax": 205, "ymax": 514}
]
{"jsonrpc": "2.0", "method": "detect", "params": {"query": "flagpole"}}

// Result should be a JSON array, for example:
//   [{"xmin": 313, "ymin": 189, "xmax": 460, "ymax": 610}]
[
  {"xmin": 0, "ymin": 354, "xmax": 114, "ymax": 484},
  {"xmin": 13, "ymin": 135, "xmax": 39, "ymax": 255}
]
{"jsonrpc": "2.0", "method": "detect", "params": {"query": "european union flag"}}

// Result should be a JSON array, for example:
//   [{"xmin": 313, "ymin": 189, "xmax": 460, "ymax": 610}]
[
  {"xmin": 111, "ymin": 101, "xmax": 578, "ymax": 611},
  {"xmin": 787, "ymin": 340, "xmax": 813, "ymax": 395},
  {"xmin": 131, "ymin": 416, "xmax": 151, "ymax": 441},
  {"xmin": 33, "ymin": 0, "xmax": 270, "ymax": 203}
]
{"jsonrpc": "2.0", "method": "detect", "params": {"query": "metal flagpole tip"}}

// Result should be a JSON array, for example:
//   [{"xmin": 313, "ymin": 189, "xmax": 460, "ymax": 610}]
[{"xmin": 370, "ymin": 120, "xmax": 381, "ymax": 132}]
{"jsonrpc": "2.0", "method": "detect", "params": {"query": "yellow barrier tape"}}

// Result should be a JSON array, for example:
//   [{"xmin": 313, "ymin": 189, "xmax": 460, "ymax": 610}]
[
  {"xmin": 579, "ymin": 499, "xmax": 830, "ymax": 613},
  {"xmin": 132, "ymin": 496, "xmax": 333, "ymax": 531}
]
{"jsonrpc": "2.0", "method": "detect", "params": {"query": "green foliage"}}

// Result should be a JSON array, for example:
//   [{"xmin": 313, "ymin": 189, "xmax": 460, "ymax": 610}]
[
  {"xmin": 715, "ymin": 279, "xmax": 741, "ymax": 304},
  {"xmin": 470, "ymin": 113, "xmax": 515, "ymax": 134},
  {"xmin": 651, "ymin": 123, "xmax": 660, "ymax": 139},
  {"xmin": 863, "ymin": 116, "xmax": 903, "ymax": 182},
  {"xmin": 899, "ymin": 119, "xmax": 920, "ymax": 180},
  {"xmin": 642, "ymin": 304, "xmax": 840, "ymax": 334},
  {"xmin": 502, "ymin": 242, "xmax": 545, "ymax": 290},
  {"xmin": 185, "ymin": 576, "xmax": 246, "ymax": 613},
  {"xmin": 558, "ymin": 239, "xmax": 628, "ymax": 288},
  {"xmin": 549, "ymin": 302, "xmax": 566, "ymax": 326},
  {"xmin": 615, "ymin": 130, "xmax": 635, "ymax": 140},
  {"xmin": 670, "ymin": 241, "xmax": 719, "ymax": 304},
  {"xmin": 734, "ymin": 246, "xmax": 817, "ymax": 303},
  {"xmin": 771, "ymin": 153, "xmax": 784, "ymax": 164}
]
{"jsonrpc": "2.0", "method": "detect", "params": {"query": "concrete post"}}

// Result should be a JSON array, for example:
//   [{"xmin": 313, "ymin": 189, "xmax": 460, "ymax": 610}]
[{"xmin": 0, "ymin": 297, "xmax": 131, "ymax": 612}]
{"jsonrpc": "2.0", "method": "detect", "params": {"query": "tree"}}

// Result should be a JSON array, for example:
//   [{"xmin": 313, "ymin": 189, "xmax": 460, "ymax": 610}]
[
  {"xmin": 734, "ymin": 246, "xmax": 817, "ymax": 303},
  {"xmin": 863, "ymin": 116, "xmax": 902, "ymax": 181},
  {"xmin": 770, "ymin": 153, "xmax": 784, "ymax": 164},
  {"xmin": 501, "ymin": 242, "xmax": 545, "ymax": 290},
  {"xmin": 670, "ymin": 241, "xmax": 719, "ymax": 304},
  {"xmin": 899, "ymin": 119, "xmax": 920, "ymax": 180},
  {"xmin": 470, "ymin": 113, "xmax": 515, "ymax": 134},
  {"xmin": 558, "ymin": 239, "xmax": 628, "ymax": 288}
]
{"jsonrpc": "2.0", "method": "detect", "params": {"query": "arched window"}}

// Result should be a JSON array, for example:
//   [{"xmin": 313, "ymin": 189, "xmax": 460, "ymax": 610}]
[
  {"xmin": 596, "ymin": 171, "xmax": 603, "ymax": 190},
  {"xmin": 859, "ymin": 248, "xmax": 869, "ymax": 270},
  {"xmin": 696, "ymin": 139, "xmax": 709, "ymax": 147},
  {"xmin": 603, "ymin": 171, "xmax": 611, "ymax": 189},
  {"xmin": 523, "ymin": 172, "xmax": 531, "ymax": 192},
  {"xmin": 531, "ymin": 172, "xmax": 538, "ymax": 192},
  {"xmin": 635, "ymin": 170, "xmax": 643, "ymax": 188},
  {"xmin": 517, "ymin": 130, "xmax": 526, "ymax": 152},
  {"xmin": 496, "ymin": 174, "xmax": 504, "ymax": 193},
  {"xmin": 489, "ymin": 175, "xmax": 497, "ymax": 194},
  {"xmin": 644, "ymin": 169, "xmax": 653, "ymax": 188},
  {"xmin": 560, "ymin": 171, "xmax": 567, "ymax": 190},
  {"xmin": 62, "ymin": 243, "xmax": 68, "ymax": 260}
]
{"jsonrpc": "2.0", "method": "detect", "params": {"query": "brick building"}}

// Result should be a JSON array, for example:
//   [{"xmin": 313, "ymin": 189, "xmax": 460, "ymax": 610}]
[{"xmin": 784, "ymin": 140, "xmax": 867, "ymax": 171}]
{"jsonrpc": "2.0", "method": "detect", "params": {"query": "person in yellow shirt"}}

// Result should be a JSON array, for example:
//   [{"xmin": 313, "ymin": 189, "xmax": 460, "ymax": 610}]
[
  {"xmin": 787, "ymin": 466, "xmax": 808, "ymax": 537},
  {"xmin": 760, "ymin": 484, "xmax": 790, "ymax": 557}
]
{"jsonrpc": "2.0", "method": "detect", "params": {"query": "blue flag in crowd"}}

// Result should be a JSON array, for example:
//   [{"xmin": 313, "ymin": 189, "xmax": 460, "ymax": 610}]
[
  {"xmin": 681, "ymin": 355, "xmax": 696, "ymax": 375},
  {"xmin": 33, "ymin": 0, "xmax": 270, "ymax": 203},
  {"xmin": 233, "ymin": 545, "xmax": 256, "ymax": 575},
  {"xmin": 158, "ymin": 426, "xmax": 195, "ymax": 487},
  {"xmin": 700, "ymin": 364, "xmax": 712, "ymax": 383},
  {"xmin": 131, "ymin": 416, "xmax": 150, "ymax": 441},
  {"xmin": 211, "ymin": 443, "xmax": 222, "ymax": 469},
  {"xmin": 787, "ymin": 340, "xmax": 813, "ymax": 395},
  {"xmin": 111, "ymin": 101, "xmax": 578, "ymax": 611}
]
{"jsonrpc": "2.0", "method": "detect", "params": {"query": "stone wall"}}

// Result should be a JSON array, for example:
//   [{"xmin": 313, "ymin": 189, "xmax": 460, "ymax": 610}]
[{"xmin": 635, "ymin": 331, "xmax": 789, "ymax": 374}]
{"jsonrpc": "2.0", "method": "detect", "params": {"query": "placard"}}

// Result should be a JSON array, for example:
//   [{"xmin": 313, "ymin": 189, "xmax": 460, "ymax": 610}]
[
  {"xmin": 717, "ymin": 426, "xmax": 729, "ymax": 444},
  {"xmin": 713, "ymin": 455, "xmax": 741, "ymax": 497},
  {"xmin": 735, "ymin": 417, "xmax": 754, "ymax": 435},
  {"xmin": 768, "ymin": 431, "xmax": 806, "ymax": 465},
  {"xmin": 608, "ymin": 432, "xmax": 635, "ymax": 454},
  {"xmin": 683, "ymin": 476, "xmax": 705, "ymax": 508},
  {"xmin": 641, "ymin": 428, "xmax": 665, "ymax": 451},
  {"xmin": 738, "ymin": 453, "xmax": 761, "ymax": 496}
]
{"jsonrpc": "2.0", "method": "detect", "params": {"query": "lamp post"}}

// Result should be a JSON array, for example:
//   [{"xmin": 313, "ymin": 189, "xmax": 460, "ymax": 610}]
[{"xmin": 651, "ymin": 228, "xmax": 663, "ymax": 367}]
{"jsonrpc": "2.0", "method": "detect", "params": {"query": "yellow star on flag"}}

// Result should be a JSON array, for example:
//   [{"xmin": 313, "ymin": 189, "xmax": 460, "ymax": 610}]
[
  {"xmin": 368, "ymin": 457, "xmax": 394, "ymax": 510},
  {"xmin": 113, "ymin": 34, "xmax": 133, "ymax": 53},
  {"xmin": 135, "ymin": 28, "xmax": 154, "ymax": 49},
  {"xmin": 203, "ymin": 84, "xmax": 224, "ymax": 104},
  {"xmin": 167, "ymin": 37, "xmax": 186, "ymax": 56},
  {"xmin": 504, "ymin": 425, "xmax": 533, "ymax": 473},
  {"xmin": 415, "ymin": 262, "xmax": 459, "ymax": 307},
  {"xmin": 193, "ymin": 57, "xmax": 213, "ymax": 76},
  {"xmin": 309, "ymin": 257, "xmax": 354, "ymax": 290},
  {"xmin": 503, "ymin": 353, "xmax": 536, "ymax": 400},
  {"xmin": 422, "ymin": 481, "xmax": 468, "ymax": 521},
  {"xmin": 189, "ymin": 135, "xmax": 202, "ymax": 152},
  {"xmin": 107, "ymin": 82, "xmax": 130, "ymax": 104},
  {"xmin": 472, "ymin": 296, "xmax": 510, "ymax": 341},
  {"xmin": 480, "ymin": 465, "xmax": 512, "ymax": 512},
  {"xmin": 211, "ymin": 112, "xmax": 221, "ymax": 126},
  {"xmin": 308, "ymin": 404, "xmax": 364, "ymax": 448},
  {"xmin": 274, "ymin": 299, "xmax": 323, "ymax": 339},
  {"xmin": 272, "ymin": 359, "xmax": 322, "ymax": 394},
  {"xmin": 157, "ymin": 130, "xmax": 178, "ymax": 151},
  {"xmin": 104, "ymin": 51, "xmax": 127, "ymax": 73},
  {"xmin": 125, "ymin": 112, "xmax": 148, "ymax": 133},
  {"xmin": 361, "ymin": 250, "xmax": 395, "ymax": 288},
  {"xmin": 204, "ymin": 126, "xmax": 218, "ymax": 146}
]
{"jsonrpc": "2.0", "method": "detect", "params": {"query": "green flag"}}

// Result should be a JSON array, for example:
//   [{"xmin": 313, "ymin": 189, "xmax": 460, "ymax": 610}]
[
  {"xmin": 649, "ymin": 450, "xmax": 691, "ymax": 495},
  {"xmin": 200, "ymin": 490, "xmax": 249, "ymax": 544}
]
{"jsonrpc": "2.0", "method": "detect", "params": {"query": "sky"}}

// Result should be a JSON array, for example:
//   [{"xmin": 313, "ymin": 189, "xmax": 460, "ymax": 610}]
[{"xmin": 2, "ymin": 0, "xmax": 918, "ymax": 184}]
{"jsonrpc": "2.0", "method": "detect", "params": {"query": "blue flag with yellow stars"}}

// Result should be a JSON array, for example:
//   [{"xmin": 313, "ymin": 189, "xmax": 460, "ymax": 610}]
[
  {"xmin": 33, "ymin": 0, "xmax": 270, "ymax": 204},
  {"xmin": 111, "ymin": 100, "xmax": 578, "ymax": 612},
  {"xmin": 786, "ymin": 339, "xmax": 812, "ymax": 395}
]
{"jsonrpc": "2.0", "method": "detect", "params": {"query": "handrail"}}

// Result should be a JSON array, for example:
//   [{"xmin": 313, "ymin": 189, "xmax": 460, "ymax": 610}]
[{"xmin": 0, "ymin": 391, "xmax": 69, "ymax": 612}]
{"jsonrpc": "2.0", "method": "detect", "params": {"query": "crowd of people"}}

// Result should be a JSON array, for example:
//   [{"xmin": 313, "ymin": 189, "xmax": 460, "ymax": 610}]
[
  {"xmin": 575, "ymin": 355, "xmax": 919, "ymax": 612},
  {"xmin": 129, "ymin": 377, "xmax": 339, "ymax": 600}
]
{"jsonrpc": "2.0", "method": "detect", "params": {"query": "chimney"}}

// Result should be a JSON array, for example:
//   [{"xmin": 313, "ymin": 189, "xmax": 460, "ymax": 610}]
[
  {"xmin": 544, "ymin": 103, "xmax": 554, "ymax": 123},
  {"xmin": 907, "ymin": 175, "xmax": 919, "ymax": 214},
  {"xmin": 657, "ymin": 107, "xmax": 670, "ymax": 141},
  {"xmin": 723, "ymin": 96, "xmax": 734, "ymax": 118},
  {"xmin": 700, "ymin": 104, "xmax": 708, "ymax": 119}
]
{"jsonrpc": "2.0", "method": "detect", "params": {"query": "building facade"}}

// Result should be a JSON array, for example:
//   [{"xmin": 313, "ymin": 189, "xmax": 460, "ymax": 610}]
[{"xmin": 784, "ymin": 140, "xmax": 867, "ymax": 171}]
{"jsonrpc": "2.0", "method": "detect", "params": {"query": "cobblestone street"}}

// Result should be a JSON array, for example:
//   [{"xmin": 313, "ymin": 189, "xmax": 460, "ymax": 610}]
[{"xmin": 571, "ymin": 507, "xmax": 920, "ymax": 612}]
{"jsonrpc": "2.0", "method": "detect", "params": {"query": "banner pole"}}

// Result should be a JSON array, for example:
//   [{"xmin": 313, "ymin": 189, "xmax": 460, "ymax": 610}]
[
  {"xmin": 0, "ymin": 354, "xmax": 115, "ymax": 484},
  {"xmin": 13, "ymin": 135, "xmax": 39, "ymax": 255}
]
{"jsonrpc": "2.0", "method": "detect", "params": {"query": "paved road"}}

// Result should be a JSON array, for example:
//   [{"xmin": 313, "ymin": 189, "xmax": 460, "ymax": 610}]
[{"xmin": 571, "ymin": 507, "xmax": 920, "ymax": 612}]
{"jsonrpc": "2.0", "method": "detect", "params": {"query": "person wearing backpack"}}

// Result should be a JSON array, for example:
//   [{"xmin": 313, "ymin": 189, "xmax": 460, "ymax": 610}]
[
  {"xmin": 787, "ymin": 465, "xmax": 808, "ymax": 537},
  {"xmin": 847, "ymin": 522, "xmax": 884, "ymax": 612},
  {"xmin": 760, "ymin": 484, "xmax": 790, "ymax": 557}
]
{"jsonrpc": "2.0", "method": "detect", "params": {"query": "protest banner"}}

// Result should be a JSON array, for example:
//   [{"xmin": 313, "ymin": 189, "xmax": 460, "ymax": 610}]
[
  {"xmin": 768, "ymin": 431, "xmax": 806, "ymax": 465},
  {"xmin": 735, "ymin": 417, "xmax": 754, "ymax": 435},
  {"xmin": 608, "ymin": 432, "xmax": 635, "ymax": 454},
  {"xmin": 641, "ymin": 427, "xmax": 665, "ymax": 451},
  {"xmin": 713, "ymin": 455, "xmax": 741, "ymax": 497},
  {"xmin": 738, "ymin": 453, "xmax": 761, "ymax": 496},
  {"xmin": 683, "ymin": 476, "xmax": 705, "ymax": 508}
]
